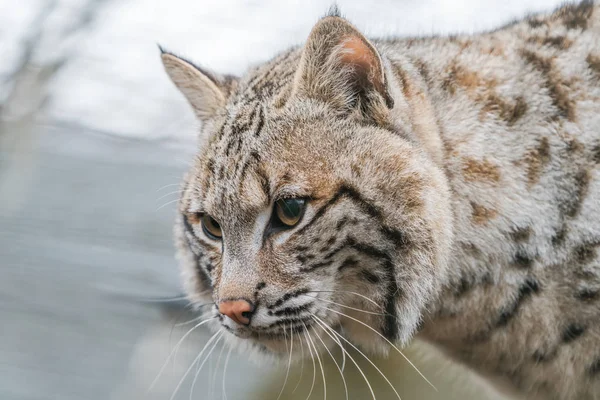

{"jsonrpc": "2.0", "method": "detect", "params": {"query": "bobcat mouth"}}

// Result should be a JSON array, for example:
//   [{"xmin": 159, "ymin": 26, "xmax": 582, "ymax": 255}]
[
  {"xmin": 252, "ymin": 317, "xmax": 314, "ymax": 338},
  {"xmin": 222, "ymin": 317, "xmax": 314, "ymax": 340}
]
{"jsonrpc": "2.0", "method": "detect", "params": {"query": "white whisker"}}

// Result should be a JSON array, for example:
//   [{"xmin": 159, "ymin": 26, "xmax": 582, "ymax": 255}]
[
  {"xmin": 331, "ymin": 329, "xmax": 346, "ymax": 373},
  {"xmin": 314, "ymin": 315, "xmax": 402, "ymax": 400},
  {"xmin": 304, "ymin": 322, "xmax": 327, "ymax": 400},
  {"xmin": 147, "ymin": 316, "xmax": 217, "ymax": 393},
  {"xmin": 136, "ymin": 295, "xmax": 190, "ymax": 303},
  {"xmin": 277, "ymin": 324, "xmax": 294, "ymax": 400},
  {"xmin": 169, "ymin": 329, "xmax": 223, "ymax": 400},
  {"xmin": 303, "ymin": 327, "xmax": 317, "ymax": 400},
  {"xmin": 190, "ymin": 331, "xmax": 224, "ymax": 400},
  {"xmin": 156, "ymin": 183, "xmax": 181, "ymax": 192},
  {"xmin": 302, "ymin": 294, "xmax": 387, "ymax": 316},
  {"xmin": 322, "ymin": 306, "xmax": 437, "ymax": 391},
  {"xmin": 312, "ymin": 320, "xmax": 348, "ymax": 400},
  {"xmin": 156, "ymin": 197, "xmax": 181, "ymax": 212},
  {"xmin": 156, "ymin": 189, "xmax": 183, "ymax": 202},
  {"xmin": 312, "ymin": 316, "xmax": 376, "ymax": 400},
  {"xmin": 222, "ymin": 346, "xmax": 233, "ymax": 400},
  {"xmin": 210, "ymin": 337, "xmax": 227, "ymax": 399},
  {"xmin": 292, "ymin": 329, "xmax": 305, "ymax": 394},
  {"xmin": 306, "ymin": 290, "xmax": 384, "ymax": 311},
  {"xmin": 175, "ymin": 308, "xmax": 215, "ymax": 327}
]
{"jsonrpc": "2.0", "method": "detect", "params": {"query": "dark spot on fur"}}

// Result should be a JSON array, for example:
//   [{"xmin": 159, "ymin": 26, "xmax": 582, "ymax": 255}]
[
  {"xmin": 471, "ymin": 202, "xmax": 498, "ymax": 225},
  {"xmin": 575, "ymin": 243, "xmax": 597, "ymax": 264},
  {"xmin": 350, "ymin": 162, "xmax": 362, "ymax": 177},
  {"xmin": 521, "ymin": 50, "xmax": 577, "ymax": 121},
  {"xmin": 552, "ymin": 225, "xmax": 568, "ymax": 246},
  {"xmin": 544, "ymin": 36, "xmax": 572, "ymax": 49},
  {"xmin": 481, "ymin": 272, "xmax": 494, "ymax": 285},
  {"xmin": 591, "ymin": 144, "xmax": 600, "ymax": 164},
  {"xmin": 525, "ymin": 137, "xmax": 551, "ymax": 186},
  {"xmin": 511, "ymin": 227, "xmax": 532, "ymax": 242},
  {"xmin": 566, "ymin": 137, "xmax": 585, "ymax": 154},
  {"xmin": 271, "ymin": 302, "xmax": 312, "ymax": 317},
  {"xmin": 481, "ymin": 94, "xmax": 528, "ymax": 125},
  {"xmin": 529, "ymin": 35, "xmax": 574, "ymax": 50},
  {"xmin": 495, "ymin": 278, "xmax": 540, "ymax": 327},
  {"xmin": 506, "ymin": 96, "xmax": 529, "ymax": 124},
  {"xmin": 393, "ymin": 64, "xmax": 412, "ymax": 98},
  {"xmin": 254, "ymin": 106, "xmax": 265, "ymax": 137},
  {"xmin": 533, "ymin": 349, "xmax": 557, "ymax": 363},
  {"xmin": 461, "ymin": 242, "xmax": 483, "ymax": 257},
  {"xmin": 462, "ymin": 158, "xmax": 501, "ymax": 182},
  {"xmin": 301, "ymin": 260, "xmax": 332, "ymax": 272},
  {"xmin": 587, "ymin": 358, "xmax": 600, "ymax": 376},
  {"xmin": 413, "ymin": 58, "xmax": 431, "ymax": 82},
  {"xmin": 336, "ymin": 216, "xmax": 349, "ymax": 230},
  {"xmin": 326, "ymin": 237, "xmax": 336, "ymax": 246},
  {"xmin": 206, "ymin": 158, "xmax": 216, "ymax": 175},
  {"xmin": 381, "ymin": 258, "xmax": 400, "ymax": 340},
  {"xmin": 337, "ymin": 257, "xmax": 359, "ymax": 272},
  {"xmin": 576, "ymin": 288, "xmax": 599, "ymax": 301},
  {"xmin": 269, "ymin": 288, "xmax": 309, "ymax": 309},
  {"xmin": 560, "ymin": 1, "xmax": 594, "ymax": 30},
  {"xmin": 587, "ymin": 53, "xmax": 600, "ymax": 80},
  {"xmin": 361, "ymin": 269, "xmax": 381, "ymax": 284},
  {"xmin": 337, "ymin": 185, "xmax": 409, "ymax": 246},
  {"xmin": 562, "ymin": 323, "xmax": 586, "ymax": 343},
  {"xmin": 250, "ymin": 167, "xmax": 271, "ymax": 205},
  {"xmin": 256, "ymin": 282, "xmax": 266, "ymax": 291},
  {"xmin": 455, "ymin": 277, "xmax": 472, "ymax": 297},
  {"xmin": 563, "ymin": 169, "xmax": 591, "ymax": 218},
  {"xmin": 442, "ymin": 62, "xmax": 482, "ymax": 95},
  {"xmin": 415, "ymin": 318, "xmax": 425, "ymax": 332},
  {"xmin": 512, "ymin": 250, "xmax": 534, "ymax": 269},
  {"xmin": 528, "ymin": 18, "xmax": 546, "ymax": 28}
]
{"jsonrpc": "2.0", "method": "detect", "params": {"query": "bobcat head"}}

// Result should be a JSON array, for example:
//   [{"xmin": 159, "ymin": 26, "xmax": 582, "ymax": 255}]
[{"xmin": 161, "ymin": 10, "xmax": 452, "ymax": 359}]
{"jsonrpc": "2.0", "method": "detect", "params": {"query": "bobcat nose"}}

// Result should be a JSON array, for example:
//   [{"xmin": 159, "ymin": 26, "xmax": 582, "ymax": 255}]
[{"xmin": 218, "ymin": 299, "xmax": 254, "ymax": 325}]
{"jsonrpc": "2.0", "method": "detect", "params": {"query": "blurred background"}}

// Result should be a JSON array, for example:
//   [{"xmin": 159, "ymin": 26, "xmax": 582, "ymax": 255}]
[{"xmin": 0, "ymin": 0, "xmax": 565, "ymax": 399}]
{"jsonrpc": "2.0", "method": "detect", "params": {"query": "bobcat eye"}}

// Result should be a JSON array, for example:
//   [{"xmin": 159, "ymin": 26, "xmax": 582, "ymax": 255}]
[
  {"xmin": 274, "ymin": 198, "xmax": 306, "ymax": 227},
  {"xmin": 201, "ymin": 215, "xmax": 222, "ymax": 240}
]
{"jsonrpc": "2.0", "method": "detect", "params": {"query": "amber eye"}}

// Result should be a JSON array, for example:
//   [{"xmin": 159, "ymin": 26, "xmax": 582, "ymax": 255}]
[
  {"xmin": 275, "ymin": 198, "xmax": 306, "ymax": 227},
  {"xmin": 201, "ymin": 215, "xmax": 222, "ymax": 240}
]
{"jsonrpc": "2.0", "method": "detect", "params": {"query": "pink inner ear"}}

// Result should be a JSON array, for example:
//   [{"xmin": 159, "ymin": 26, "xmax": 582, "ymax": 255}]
[
  {"xmin": 340, "ymin": 36, "xmax": 376, "ymax": 70},
  {"xmin": 339, "ymin": 35, "xmax": 384, "ymax": 90}
]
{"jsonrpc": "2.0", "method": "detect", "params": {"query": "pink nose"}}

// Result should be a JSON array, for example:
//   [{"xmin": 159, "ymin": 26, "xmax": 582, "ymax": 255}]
[{"xmin": 218, "ymin": 299, "xmax": 254, "ymax": 325}]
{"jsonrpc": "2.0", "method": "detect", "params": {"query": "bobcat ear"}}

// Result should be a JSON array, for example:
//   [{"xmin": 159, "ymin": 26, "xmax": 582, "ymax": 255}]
[
  {"xmin": 160, "ymin": 47, "xmax": 237, "ymax": 120},
  {"xmin": 292, "ymin": 15, "xmax": 394, "ymax": 116}
]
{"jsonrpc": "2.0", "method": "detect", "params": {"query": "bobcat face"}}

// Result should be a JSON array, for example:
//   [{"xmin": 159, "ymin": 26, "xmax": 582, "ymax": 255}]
[{"xmin": 164, "ymin": 12, "xmax": 452, "ymax": 358}]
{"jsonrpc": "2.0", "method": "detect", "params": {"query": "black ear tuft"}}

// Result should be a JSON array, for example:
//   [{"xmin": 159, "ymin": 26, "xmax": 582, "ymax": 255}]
[
  {"xmin": 157, "ymin": 43, "xmax": 167, "ymax": 54},
  {"xmin": 326, "ymin": 3, "xmax": 342, "ymax": 18}
]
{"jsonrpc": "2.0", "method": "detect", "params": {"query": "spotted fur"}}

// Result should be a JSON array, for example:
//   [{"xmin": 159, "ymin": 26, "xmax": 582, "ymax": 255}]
[{"xmin": 162, "ymin": 2, "xmax": 600, "ymax": 399}]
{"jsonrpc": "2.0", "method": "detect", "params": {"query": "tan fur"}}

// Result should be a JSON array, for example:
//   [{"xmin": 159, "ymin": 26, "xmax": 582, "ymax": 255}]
[{"xmin": 161, "ymin": 2, "xmax": 600, "ymax": 398}]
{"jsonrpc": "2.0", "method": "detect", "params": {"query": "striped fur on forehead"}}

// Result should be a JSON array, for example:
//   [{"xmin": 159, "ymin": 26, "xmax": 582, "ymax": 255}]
[{"xmin": 198, "ymin": 51, "xmax": 304, "ymax": 209}]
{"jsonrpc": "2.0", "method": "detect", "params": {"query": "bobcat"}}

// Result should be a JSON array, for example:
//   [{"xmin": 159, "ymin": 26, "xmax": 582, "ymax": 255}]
[{"xmin": 160, "ymin": 2, "xmax": 600, "ymax": 399}]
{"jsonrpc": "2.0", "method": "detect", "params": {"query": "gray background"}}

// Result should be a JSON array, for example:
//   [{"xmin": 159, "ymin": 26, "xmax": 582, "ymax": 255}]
[{"xmin": 1, "ymin": 0, "xmax": 563, "ymax": 399}]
